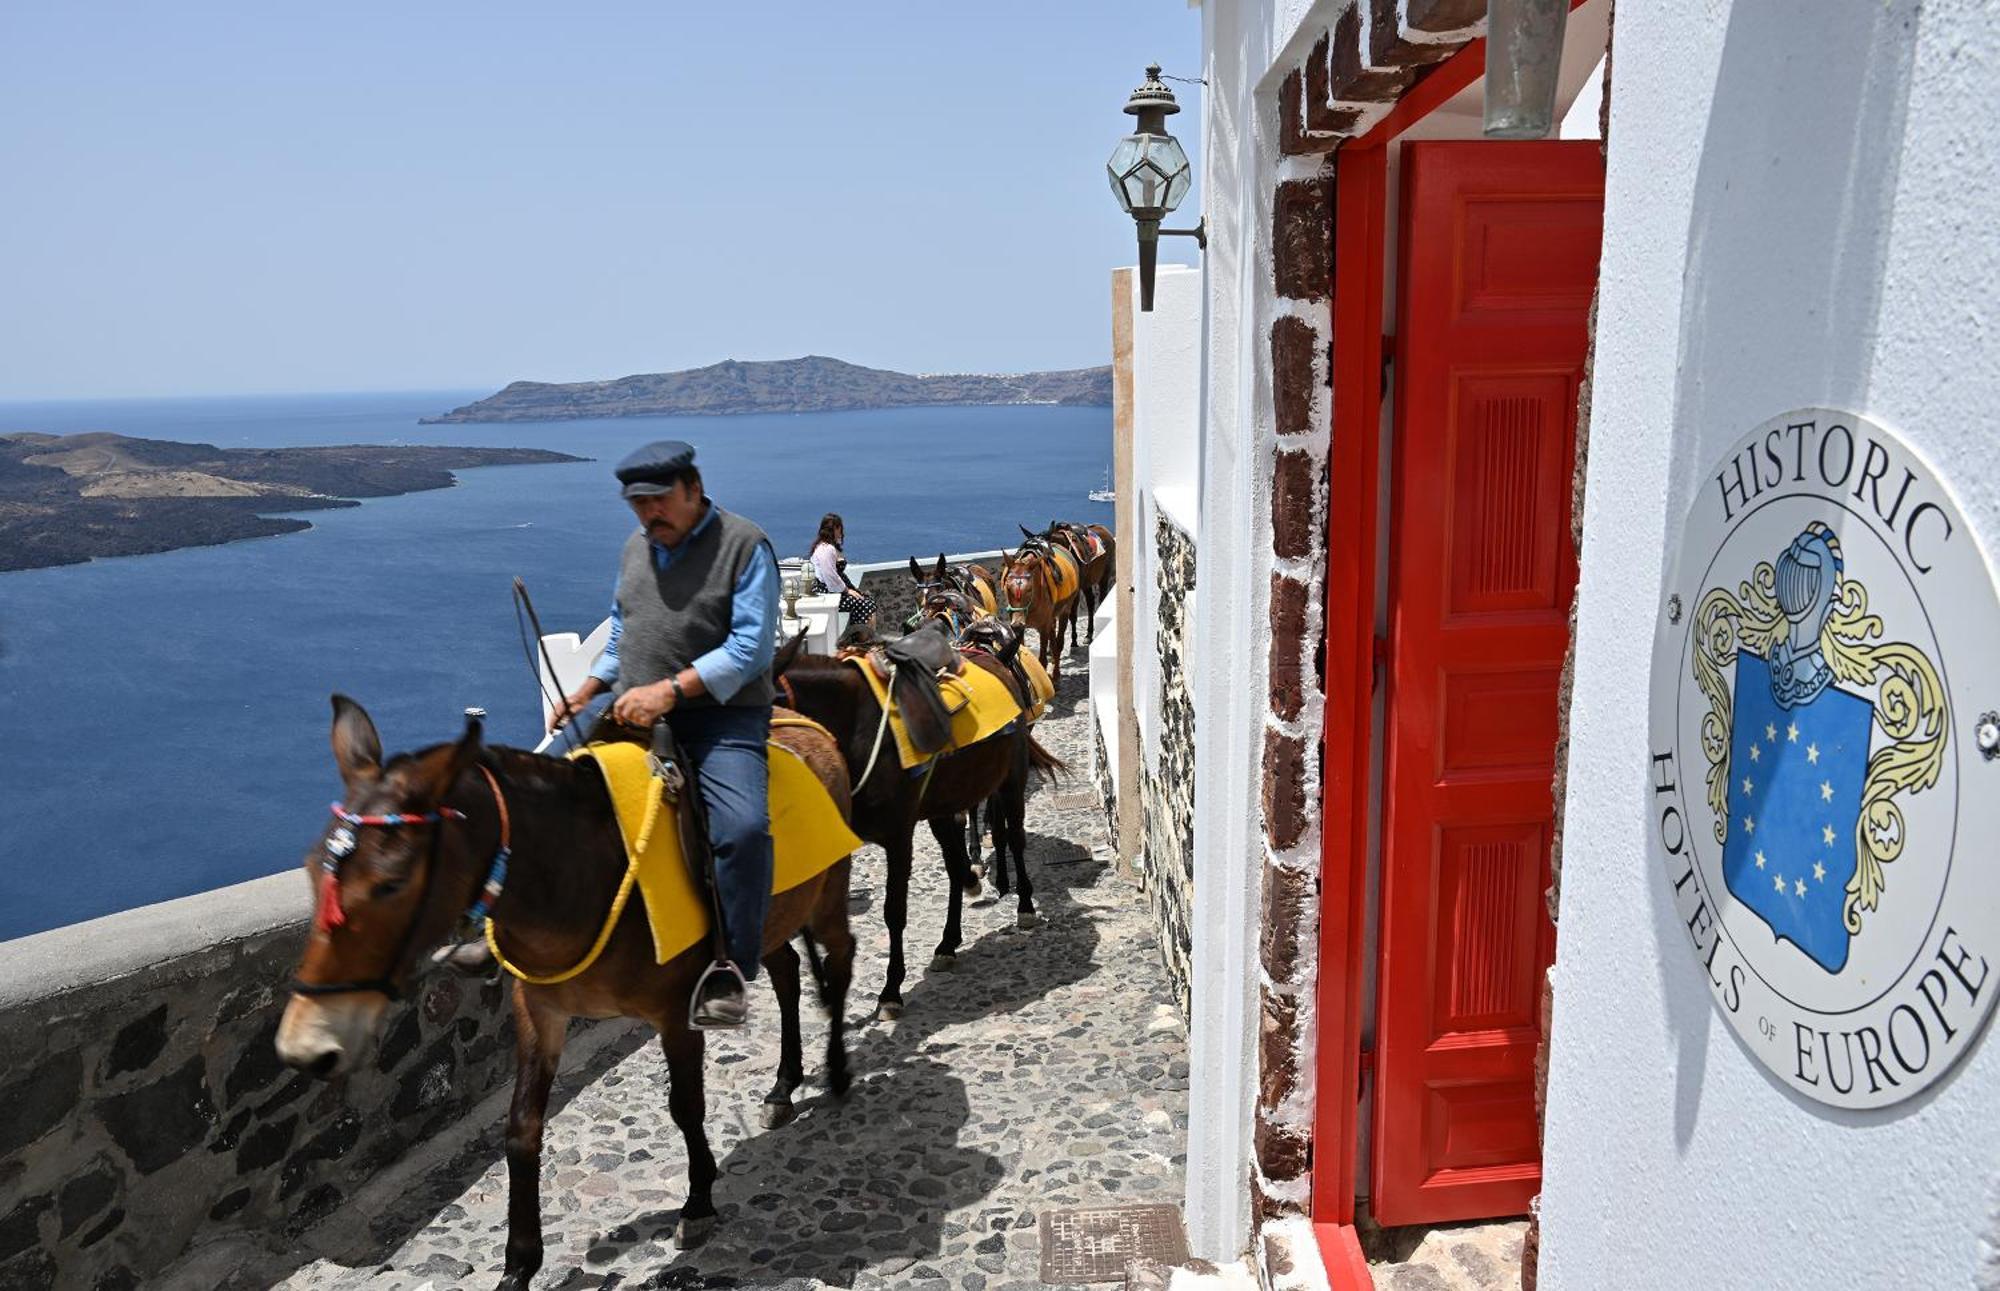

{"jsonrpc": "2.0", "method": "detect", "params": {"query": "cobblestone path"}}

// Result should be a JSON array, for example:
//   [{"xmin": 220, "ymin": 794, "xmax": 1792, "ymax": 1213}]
[{"xmin": 253, "ymin": 660, "xmax": 1190, "ymax": 1290}]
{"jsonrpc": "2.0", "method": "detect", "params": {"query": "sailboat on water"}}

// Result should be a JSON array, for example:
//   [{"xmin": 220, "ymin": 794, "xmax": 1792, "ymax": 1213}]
[{"xmin": 1087, "ymin": 468, "xmax": 1115, "ymax": 503}]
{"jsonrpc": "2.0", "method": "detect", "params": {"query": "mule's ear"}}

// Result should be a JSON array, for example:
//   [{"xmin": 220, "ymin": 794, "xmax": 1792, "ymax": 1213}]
[
  {"xmin": 330, "ymin": 694, "xmax": 382, "ymax": 785},
  {"xmin": 1019, "ymin": 523, "xmax": 1036, "ymax": 540},
  {"xmin": 417, "ymin": 712, "xmax": 483, "ymax": 802},
  {"xmin": 774, "ymin": 628, "xmax": 809, "ymax": 677},
  {"xmin": 908, "ymin": 556, "xmax": 923, "ymax": 583},
  {"xmin": 933, "ymin": 553, "xmax": 948, "ymax": 579}
]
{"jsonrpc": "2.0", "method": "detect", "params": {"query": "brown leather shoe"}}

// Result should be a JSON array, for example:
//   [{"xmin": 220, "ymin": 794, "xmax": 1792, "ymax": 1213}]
[
  {"xmin": 690, "ymin": 962, "xmax": 750, "ymax": 1030},
  {"xmin": 430, "ymin": 938, "xmax": 496, "ymax": 977}
]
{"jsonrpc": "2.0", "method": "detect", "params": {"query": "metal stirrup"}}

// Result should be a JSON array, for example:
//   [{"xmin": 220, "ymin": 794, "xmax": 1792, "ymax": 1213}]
[{"xmin": 689, "ymin": 958, "xmax": 749, "ymax": 1030}]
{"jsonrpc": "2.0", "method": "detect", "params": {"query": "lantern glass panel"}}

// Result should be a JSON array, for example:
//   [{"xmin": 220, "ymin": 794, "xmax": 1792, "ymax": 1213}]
[
  {"xmin": 1106, "ymin": 136, "xmax": 1145, "ymax": 213},
  {"xmin": 1140, "ymin": 135, "xmax": 1191, "ymax": 213},
  {"xmin": 1119, "ymin": 162, "xmax": 1171, "ymax": 215}
]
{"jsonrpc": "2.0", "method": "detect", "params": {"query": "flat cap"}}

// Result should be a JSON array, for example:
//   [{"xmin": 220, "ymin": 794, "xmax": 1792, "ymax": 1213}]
[{"xmin": 615, "ymin": 439, "xmax": 697, "ymax": 497}]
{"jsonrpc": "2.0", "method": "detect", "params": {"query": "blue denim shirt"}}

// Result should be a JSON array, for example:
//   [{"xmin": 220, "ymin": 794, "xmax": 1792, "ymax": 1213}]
[{"xmin": 588, "ymin": 502, "xmax": 779, "ymax": 703}]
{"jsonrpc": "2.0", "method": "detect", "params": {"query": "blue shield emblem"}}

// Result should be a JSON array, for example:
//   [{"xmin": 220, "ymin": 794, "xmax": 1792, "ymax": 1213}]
[{"xmin": 1721, "ymin": 649, "xmax": 1872, "ymax": 972}]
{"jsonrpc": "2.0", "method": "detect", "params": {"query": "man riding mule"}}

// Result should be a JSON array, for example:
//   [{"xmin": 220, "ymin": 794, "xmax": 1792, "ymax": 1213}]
[
  {"xmin": 446, "ymin": 439, "xmax": 780, "ymax": 1028},
  {"xmin": 276, "ymin": 698, "xmax": 859, "ymax": 1287}
]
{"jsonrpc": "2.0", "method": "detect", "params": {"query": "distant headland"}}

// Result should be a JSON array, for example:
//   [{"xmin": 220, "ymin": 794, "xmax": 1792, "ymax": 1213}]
[
  {"xmin": 420, "ymin": 354, "xmax": 1113, "ymax": 423},
  {"xmin": 0, "ymin": 432, "xmax": 581, "ymax": 572}
]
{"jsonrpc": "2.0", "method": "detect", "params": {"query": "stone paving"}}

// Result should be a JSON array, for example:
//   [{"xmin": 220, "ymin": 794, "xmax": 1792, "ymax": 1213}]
[
  {"xmin": 1365, "ymin": 1219, "xmax": 1526, "ymax": 1291},
  {"xmin": 212, "ymin": 659, "xmax": 1191, "ymax": 1290}
]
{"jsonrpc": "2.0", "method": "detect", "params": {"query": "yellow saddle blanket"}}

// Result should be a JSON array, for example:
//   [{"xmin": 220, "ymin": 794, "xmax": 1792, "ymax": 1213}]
[
  {"xmin": 845, "ymin": 656, "xmax": 1026, "ymax": 770},
  {"xmin": 568, "ymin": 736, "xmax": 861, "ymax": 965},
  {"xmin": 1015, "ymin": 648, "xmax": 1055, "ymax": 723},
  {"xmin": 1046, "ymin": 548, "xmax": 1081, "ymax": 605}
]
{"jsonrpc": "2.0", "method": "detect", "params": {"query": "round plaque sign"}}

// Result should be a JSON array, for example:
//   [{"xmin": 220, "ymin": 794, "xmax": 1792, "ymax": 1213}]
[{"xmin": 1649, "ymin": 409, "xmax": 2000, "ymax": 1108}]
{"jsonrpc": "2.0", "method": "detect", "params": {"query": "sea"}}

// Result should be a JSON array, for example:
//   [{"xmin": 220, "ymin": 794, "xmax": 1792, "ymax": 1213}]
[{"xmin": 0, "ymin": 391, "xmax": 1112, "ymax": 941}]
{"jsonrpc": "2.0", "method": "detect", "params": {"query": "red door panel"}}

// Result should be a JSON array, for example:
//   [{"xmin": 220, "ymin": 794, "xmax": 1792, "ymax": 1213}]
[{"xmin": 1371, "ymin": 140, "xmax": 1602, "ymax": 1227}]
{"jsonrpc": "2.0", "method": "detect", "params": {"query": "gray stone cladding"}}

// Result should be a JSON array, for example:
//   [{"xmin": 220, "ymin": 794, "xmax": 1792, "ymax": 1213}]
[
  {"xmin": 1137, "ymin": 512, "xmax": 1197, "ymax": 1022},
  {"xmin": 1093, "ymin": 720, "xmax": 1118, "ymax": 846},
  {"xmin": 0, "ymin": 872, "xmax": 606, "ymax": 1291}
]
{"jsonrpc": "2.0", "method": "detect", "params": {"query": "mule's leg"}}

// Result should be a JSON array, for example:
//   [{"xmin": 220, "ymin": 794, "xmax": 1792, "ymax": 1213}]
[
  {"xmin": 987, "ymin": 790, "xmax": 1011, "ymax": 896},
  {"xmin": 1008, "ymin": 777, "xmax": 1037, "ymax": 929},
  {"xmin": 809, "ymin": 877, "xmax": 857, "ymax": 1097},
  {"xmin": 498, "ymin": 991, "xmax": 570, "ymax": 1291},
  {"xmin": 662, "ymin": 1027, "xmax": 719, "ymax": 1249},
  {"xmin": 929, "ymin": 813, "xmax": 971, "ymax": 971},
  {"xmin": 960, "ymin": 808, "xmax": 984, "ymax": 896},
  {"xmin": 877, "ymin": 835, "xmax": 914, "ymax": 1021},
  {"xmin": 761, "ymin": 940, "xmax": 805, "ymax": 1129}
]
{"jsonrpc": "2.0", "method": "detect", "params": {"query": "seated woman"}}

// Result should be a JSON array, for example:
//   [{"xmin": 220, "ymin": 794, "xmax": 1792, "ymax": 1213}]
[{"xmin": 809, "ymin": 512, "xmax": 877, "ymax": 630}]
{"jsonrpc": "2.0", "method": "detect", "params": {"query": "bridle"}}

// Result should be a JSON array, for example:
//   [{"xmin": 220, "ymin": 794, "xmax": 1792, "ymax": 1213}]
[
  {"xmin": 916, "ymin": 588, "xmax": 977, "ymax": 645},
  {"xmin": 288, "ymin": 764, "xmax": 513, "ymax": 1001},
  {"xmin": 1001, "ymin": 546, "xmax": 1052, "ymax": 617}
]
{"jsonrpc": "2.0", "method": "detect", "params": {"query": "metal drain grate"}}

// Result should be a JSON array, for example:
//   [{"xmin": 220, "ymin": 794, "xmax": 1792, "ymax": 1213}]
[{"xmin": 1038, "ymin": 1203, "xmax": 1191, "ymax": 1284}]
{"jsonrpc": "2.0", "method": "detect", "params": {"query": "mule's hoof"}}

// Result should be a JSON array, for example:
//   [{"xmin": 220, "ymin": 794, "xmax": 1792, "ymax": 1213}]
[
  {"xmin": 676, "ymin": 1212, "xmax": 716, "ymax": 1249},
  {"xmin": 828, "ymin": 1065, "xmax": 853, "ymax": 1098},
  {"xmin": 875, "ymin": 999, "xmax": 904, "ymax": 1022},
  {"xmin": 930, "ymin": 952, "xmax": 957, "ymax": 973},
  {"xmin": 1017, "ymin": 911, "xmax": 1042, "ymax": 931},
  {"xmin": 760, "ymin": 1099, "xmax": 796, "ymax": 1130}
]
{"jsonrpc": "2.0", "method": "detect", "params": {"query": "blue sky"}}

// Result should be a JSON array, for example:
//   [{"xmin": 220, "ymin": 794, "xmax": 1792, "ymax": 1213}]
[{"xmin": 0, "ymin": 2, "xmax": 1202, "ymax": 400}]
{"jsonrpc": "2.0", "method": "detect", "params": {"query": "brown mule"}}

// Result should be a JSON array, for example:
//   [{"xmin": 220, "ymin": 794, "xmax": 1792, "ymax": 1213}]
[
  {"xmin": 1039, "ymin": 521, "xmax": 1115, "ymax": 645},
  {"xmin": 903, "ymin": 590, "xmax": 1045, "ymax": 907},
  {"xmin": 772, "ymin": 633, "xmax": 1063, "ymax": 1020},
  {"xmin": 275, "ymin": 697, "xmax": 857, "ymax": 1291},
  {"xmin": 997, "ymin": 539, "xmax": 1082, "ymax": 684},
  {"xmin": 908, "ymin": 553, "xmax": 999, "ymax": 622}
]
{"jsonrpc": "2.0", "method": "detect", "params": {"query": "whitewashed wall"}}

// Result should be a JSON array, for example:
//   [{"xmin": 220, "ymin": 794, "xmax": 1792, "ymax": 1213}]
[
  {"xmin": 1125, "ymin": 263, "xmax": 1203, "ymax": 774},
  {"xmin": 1541, "ymin": 2, "xmax": 2000, "ymax": 1287}
]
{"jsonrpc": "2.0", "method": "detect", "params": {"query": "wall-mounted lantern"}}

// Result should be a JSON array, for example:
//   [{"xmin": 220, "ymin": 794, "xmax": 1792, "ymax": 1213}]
[{"xmin": 1109, "ymin": 64, "xmax": 1204, "ymax": 312}]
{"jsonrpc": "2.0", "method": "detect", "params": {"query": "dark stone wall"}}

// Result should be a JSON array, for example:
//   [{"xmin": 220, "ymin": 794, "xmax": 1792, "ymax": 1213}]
[
  {"xmin": 1137, "ymin": 514, "xmax": 1197, "ymax": 1021},
  {"xmin": 0, "ymin": 893, "xmax": 556, "ymax": 1289}
]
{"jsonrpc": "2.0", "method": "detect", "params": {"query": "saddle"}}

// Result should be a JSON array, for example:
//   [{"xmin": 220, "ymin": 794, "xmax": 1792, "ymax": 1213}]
[
  {"xmin": 563, "ymin": 730, "xmax": 858, "ymax": 967},
  {"xmin": 868, "ymin": 620, "xmax": 966, "ymax": 757},
  {"xmin": 1053, "ymin": 523, "xmax": 1105, "ymax": 562},
  {"xmin": 960, "ymin": 618, "xmax": 1033, "ymax": 712}
]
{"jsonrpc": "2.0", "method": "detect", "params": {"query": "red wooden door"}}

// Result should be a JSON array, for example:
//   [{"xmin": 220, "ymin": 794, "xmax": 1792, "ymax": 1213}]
[{"xmin": 1371, "ymin": 141, "xmax": 1602, "ymax": 1226}]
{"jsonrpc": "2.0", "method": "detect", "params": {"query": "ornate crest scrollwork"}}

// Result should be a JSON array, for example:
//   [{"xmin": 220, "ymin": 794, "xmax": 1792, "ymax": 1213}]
[{"xmin": 1818, "ymin": 578, "xmax": 1948, "ymax": 933}]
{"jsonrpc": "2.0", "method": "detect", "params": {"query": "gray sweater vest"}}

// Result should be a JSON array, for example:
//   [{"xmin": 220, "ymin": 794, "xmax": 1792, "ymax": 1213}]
[{"xmin": 612, "ymin": 506, "xmax": 775, "ymax": 708}]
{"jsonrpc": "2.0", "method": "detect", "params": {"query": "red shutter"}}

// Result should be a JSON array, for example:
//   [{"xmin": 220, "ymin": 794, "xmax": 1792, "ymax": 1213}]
[{"xmin": 1370, "ymin": 140, "xmax": 1602, "ymax": 1227}]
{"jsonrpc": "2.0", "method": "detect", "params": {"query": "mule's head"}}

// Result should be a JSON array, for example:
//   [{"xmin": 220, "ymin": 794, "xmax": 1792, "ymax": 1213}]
[
  {"xmin": 999, "ymin": 546, "xmax": 1043, "ymax": 625},
  {"xmin": 915, "ymin": 585, "xmax": 979, "ymax": 642},
  {"xmin": 276, "ymin": 695, "xmax": 483, "ymax": 1079}
]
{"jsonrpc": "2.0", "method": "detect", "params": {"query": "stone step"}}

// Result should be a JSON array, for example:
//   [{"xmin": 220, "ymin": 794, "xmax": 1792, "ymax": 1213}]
[{"xmin": 1127, "ymin": 1255, "xmax": 1262, "ymax": 1290}]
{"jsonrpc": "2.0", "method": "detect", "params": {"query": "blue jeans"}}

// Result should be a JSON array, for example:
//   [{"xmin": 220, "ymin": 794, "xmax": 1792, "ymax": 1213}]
[{"xmin": 669, "ymin": 703, "xmax": 773, "ymax": 980}]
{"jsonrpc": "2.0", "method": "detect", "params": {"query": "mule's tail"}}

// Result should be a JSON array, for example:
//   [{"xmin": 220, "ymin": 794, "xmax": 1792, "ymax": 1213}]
[{"xmin": 1027, "ymin": 737, "xmax": 1068, "ymax": 784}]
